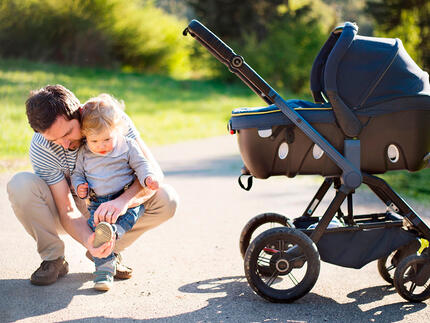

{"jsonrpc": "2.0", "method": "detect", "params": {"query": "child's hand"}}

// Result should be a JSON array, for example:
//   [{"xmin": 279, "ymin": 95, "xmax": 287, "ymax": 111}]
[
  {"xmin": 77, "ymin": 183, "xmax": 89, "ymax": 198},
  {"xmin": 145, "ymin": 176, "xmax": 159, "ymax": 190}
]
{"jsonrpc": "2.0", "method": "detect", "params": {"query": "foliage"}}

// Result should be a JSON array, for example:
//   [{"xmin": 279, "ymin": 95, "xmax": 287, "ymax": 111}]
[
  {"xmin": 0, "ymin": 0, "xmax": 191, "ymax": 75},
  {"xmin": 324, "ymin": 0, "xmax": 373, "ymax": 35},
  {"xmin": 187, "ymin": 0, "xmax": 290, "ymax": 44},
  {"xmin": 382, "ymin": 169, "xmax": 430, "ymax": 205},
  {"xmin": 366, "ymin": 0, "xmax": 430, "ymax": 70},
  {"xmin": 240, "ymin": 2, "xmax": 335, "ymax": 93},
  {"xmin": 186, "ymin": 0, "xmax": 336, "ymax": 94}
]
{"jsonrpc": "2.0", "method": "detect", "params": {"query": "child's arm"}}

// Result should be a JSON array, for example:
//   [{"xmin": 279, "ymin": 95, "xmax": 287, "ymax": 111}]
[
  {"xmin": 127, "ymin": 138, "xmax": 158, "ymax": 189},
  {"xmin": 71, "ymin": 148, "xmax": 88, "ymax": 198}
]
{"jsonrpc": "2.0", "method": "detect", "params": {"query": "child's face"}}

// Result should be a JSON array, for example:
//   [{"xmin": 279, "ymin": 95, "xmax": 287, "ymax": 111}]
[{"xmin": 86, "ymin": 128, "xmax": 117, "ymax": 156}]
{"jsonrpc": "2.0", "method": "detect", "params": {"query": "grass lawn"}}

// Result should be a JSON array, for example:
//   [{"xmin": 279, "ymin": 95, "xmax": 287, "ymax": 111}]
[
  {"xmin": 0, "ymin": 58, "xmax": 428, "ymax": 204},
  {"xmin": 0, "ymin": 58, "xmax": 271, "ymax": 164},
  {"xmin": 382, "ymin": 169, "xmax": 430, "ymax": 205}
]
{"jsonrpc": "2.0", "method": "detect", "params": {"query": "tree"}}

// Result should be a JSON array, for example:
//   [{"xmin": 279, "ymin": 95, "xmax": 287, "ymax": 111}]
[
  {"xmin": 185, "ymin": 0, "xmax": 290, "ymax": 43},
  {"xmin": 185, "ymin": 0, "xmax": 337, "ymax": 93},
  {"xmin": 366, "ymin": 0, "xmax": 430, "ymax": 70}
]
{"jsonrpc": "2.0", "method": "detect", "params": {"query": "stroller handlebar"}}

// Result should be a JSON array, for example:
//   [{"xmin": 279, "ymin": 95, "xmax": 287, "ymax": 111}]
[{"xmin": 184, "ymin": 19, "xmax": 276, "ymax": 105}]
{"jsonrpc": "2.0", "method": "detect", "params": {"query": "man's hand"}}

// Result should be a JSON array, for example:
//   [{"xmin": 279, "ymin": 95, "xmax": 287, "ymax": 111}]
[
  {"xmin": 86, "ymin": 232, "xmax": 115, "ymax": 258},
  {"xmin": 93, "ymin": 198, "xmax": 128, "ymax": 225},
  {"xmin": 77, "ymin": 183, "xmax": 88, "ymax": 199}
]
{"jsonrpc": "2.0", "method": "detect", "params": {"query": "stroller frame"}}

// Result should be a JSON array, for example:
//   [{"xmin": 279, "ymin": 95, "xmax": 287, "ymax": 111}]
[
  {"xmin": 302, "ymin": 174, "xmax": 430, "ymax": 243},
  {"xmin": 184, "ymin": 20, "xmax": 430, "ymax": 303}
]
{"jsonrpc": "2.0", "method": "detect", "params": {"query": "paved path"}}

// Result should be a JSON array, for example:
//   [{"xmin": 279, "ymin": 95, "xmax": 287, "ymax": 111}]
[{"xmin": 0, "ymin": 136, "xmax": 429, "ymax": 322}]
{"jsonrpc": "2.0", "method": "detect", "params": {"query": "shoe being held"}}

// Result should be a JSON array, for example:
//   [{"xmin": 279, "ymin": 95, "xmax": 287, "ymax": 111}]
[{"xmin": 93, "ymin": 221, "xmax": 114, "ymax": 248}]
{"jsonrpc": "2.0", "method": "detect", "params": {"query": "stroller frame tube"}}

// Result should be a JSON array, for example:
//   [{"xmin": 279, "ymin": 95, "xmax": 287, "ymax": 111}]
[
  {"xmin": 184, "ymin": 20, "xmax": 362, "ymax": 192},
  {"xmin": 302, "ymin": 178, "xmax": 333, "ymax": 217}
]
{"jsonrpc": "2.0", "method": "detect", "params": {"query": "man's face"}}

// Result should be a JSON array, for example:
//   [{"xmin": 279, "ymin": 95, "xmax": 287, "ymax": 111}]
[{"xmin": 42, "ymin": 115, "xmax": 82, "ymax": 150}]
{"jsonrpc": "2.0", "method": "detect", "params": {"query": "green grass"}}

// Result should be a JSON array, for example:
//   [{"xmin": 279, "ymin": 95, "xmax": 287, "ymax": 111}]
[
  {"xmin": 382, "ymin": 169, "xmax": 430, "ymax": 205},
  {"xmin": 0, "ymin": 58, "xmax": 428, "ymax": 204},
  {"xmin": 0, "ymin": 58, "xmax": 273, "ymax": 162}
]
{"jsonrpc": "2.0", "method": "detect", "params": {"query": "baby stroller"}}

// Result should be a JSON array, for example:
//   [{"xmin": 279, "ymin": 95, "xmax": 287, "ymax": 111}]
[{"xmin": 184, "ymin": 20, "xmax": 430, "ymax": 303}]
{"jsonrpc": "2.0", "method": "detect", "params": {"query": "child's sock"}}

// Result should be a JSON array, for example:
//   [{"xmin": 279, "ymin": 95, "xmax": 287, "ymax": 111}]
[{"xmin": 112, "ymin": 224, "xmax": 126, "ymax": 240}]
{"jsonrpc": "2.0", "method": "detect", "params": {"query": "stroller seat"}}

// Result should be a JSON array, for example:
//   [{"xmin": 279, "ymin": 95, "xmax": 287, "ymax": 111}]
[{"xmin": 229, "ymin": 23, "xmax": 430, "ymax": 179}]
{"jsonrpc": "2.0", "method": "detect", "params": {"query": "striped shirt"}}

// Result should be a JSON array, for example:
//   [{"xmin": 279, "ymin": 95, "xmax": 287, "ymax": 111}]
[{"xmin": 30, "ymin": 111, "xmax": 139, "ymax": 186}]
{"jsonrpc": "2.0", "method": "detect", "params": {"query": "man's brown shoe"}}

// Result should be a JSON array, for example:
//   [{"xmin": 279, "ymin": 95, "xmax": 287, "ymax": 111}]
[
  {"xmin": 114, "ymin": 253, "xmax": 133, "ymax": 280},
  {"xmin": 30, "ymin": 257, "xmax": 69, "ymax": 286},
  {"xmin": 85, "ymin": 251, "xmax": 132, "ymax": 279}
]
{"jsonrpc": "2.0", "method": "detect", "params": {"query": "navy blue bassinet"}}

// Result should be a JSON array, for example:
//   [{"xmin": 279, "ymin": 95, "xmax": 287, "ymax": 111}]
[{"xmin": 229, "ymin": 23, "xmax": 430, "ymax": 179}]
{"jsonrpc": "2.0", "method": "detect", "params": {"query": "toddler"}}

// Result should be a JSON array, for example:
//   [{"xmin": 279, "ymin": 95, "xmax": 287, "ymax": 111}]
[{"xmin": 71, "ymin": 93, "xmax": 159, "ymax": 291}]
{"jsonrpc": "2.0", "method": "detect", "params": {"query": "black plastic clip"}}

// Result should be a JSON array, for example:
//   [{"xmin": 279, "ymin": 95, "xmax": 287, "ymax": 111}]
[{"xmin": 238, "ymin": 174, "xmax": 253, "ymax": 191}]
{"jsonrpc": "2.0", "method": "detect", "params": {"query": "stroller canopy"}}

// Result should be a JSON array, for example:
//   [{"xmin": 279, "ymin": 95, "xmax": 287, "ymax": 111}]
[{"xmin": 311, "ymin": 23, "xmax": 430, "ymax": 115}]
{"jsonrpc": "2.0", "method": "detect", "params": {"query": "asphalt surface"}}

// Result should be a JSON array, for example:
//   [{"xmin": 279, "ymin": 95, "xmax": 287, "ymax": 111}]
[{"xmin": 1, "ymin": 135, "xmax": 429, "ymax": 322}]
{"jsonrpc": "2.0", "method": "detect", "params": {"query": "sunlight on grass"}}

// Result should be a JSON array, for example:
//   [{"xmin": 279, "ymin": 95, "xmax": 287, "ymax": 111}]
[{"xmin": 0, "ymin": 58, "xmax": 271, "ymax": 162}]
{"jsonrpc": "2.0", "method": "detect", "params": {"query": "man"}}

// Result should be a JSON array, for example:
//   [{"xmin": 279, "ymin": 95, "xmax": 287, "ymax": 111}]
[{"xmin": 7, "ymin": 85, "xmax": 178, "ymax": 286}]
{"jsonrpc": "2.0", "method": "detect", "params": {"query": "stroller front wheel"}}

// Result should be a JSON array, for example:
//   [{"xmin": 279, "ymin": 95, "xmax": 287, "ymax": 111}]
[
  {"xmin": 244, "ymin": 227, "xmax": 320, "ymax": 303},
  {"xmin": 394, "ymin": 253, "xmax": 430, "ymax": 302}
]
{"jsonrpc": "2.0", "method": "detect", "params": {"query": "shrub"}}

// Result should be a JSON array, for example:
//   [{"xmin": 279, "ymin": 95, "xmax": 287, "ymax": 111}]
[
  {"xmin": 201, "ymin": 0, "xmax": 337, "ymax": 94},
  {"xmin": 240, "ymin": 17, "xmax": 329, "ymax": 94},
  {"xmin": 0, "ymin": 0, "xmax": 191, "ymax": 75}
]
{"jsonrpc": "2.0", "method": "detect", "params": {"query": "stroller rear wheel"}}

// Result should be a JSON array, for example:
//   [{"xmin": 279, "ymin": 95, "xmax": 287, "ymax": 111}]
[
  {"xmin": 394, "ymin": 253, "xmax": 430, "ymax": 302},
  {"xmin": 239, "ymin": 212, "xmax": 293, "ymax": 258},
  {"xmin": 377, "ymin": 252, "xmax": 396, "ymax": 285},
  {"xmin": 378, "ymin": 240, "xmax": 422, "ymax": 285},
  {"xmin": 244, "ymin": 227, "xmax": 320, "ymax": 303}
]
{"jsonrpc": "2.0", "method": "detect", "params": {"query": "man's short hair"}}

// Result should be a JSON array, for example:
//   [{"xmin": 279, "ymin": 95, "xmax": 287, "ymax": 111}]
[{"xmin": 25, "ymin": 84, "xmax": 81, "ymax": 133}]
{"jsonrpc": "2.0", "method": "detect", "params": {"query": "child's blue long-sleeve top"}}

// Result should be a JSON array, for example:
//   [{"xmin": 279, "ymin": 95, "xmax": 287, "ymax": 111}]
[{"xmin": 71, "ymin": 136, "xmax": 155, "ymax": 197}]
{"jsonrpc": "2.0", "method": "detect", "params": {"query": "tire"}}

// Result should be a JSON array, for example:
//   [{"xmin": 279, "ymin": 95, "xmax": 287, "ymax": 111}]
[
  {"xmin": 394, "ymin": 254, "xmax": 430, "ymax": 302},
  {"xmin": 239, "ymin": 213, "xmax": 293, "ymax": 259},
  {"xmin": 244, "ymin": 227, "xmax": 320, "ymax": 303},
  {"xmin": 377, "ymin": 252, "xmax": 396, "ymax": 285},
  {"xmin": 378, "ymin": 240, "xmax": 421, "ymax": 285}
]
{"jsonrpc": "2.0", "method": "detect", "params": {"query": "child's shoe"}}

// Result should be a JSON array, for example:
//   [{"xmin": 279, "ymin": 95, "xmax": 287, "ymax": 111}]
[
  {"xmin": 93, "ymin": 222, "xmax": 114, "ymax": 248},
  {"xmin": 93, "ymin": 270, "xmax": 114, "ymax": 291}
]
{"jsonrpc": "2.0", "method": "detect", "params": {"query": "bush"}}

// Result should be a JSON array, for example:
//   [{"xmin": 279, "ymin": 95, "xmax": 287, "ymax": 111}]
[
  {"xmin": 204, "ymin": 0, "xmax": 337, "ymax": 94},
  {"xmin": 240, "ymin": 17, "xmax": 329, "ymax": 94},
  {"xmin": 0, "ymin": 0, "xmax": 191, "ymax": 75}
]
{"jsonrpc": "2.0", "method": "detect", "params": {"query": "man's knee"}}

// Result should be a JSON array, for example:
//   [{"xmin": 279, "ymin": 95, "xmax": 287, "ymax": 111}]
[
  {"xmin": 7, "ymin": 172, "xmax": 42, "ymax": 201},
  {"xmin": 146, "ymin": 184, "xmax": 178, "ymax": 221},
  {"xmin": 159, "ymin": 184, "xmax": 179, "ymax": 220}
]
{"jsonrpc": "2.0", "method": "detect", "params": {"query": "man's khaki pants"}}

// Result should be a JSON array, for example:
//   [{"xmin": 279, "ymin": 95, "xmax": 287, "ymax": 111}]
[{"xmin": 7, "ymin": 172, "xmax": 178, "ymax": 261}]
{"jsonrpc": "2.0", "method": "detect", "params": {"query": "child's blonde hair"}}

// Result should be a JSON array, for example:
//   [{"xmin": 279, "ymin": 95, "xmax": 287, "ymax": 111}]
[{"xmin": 81, "ymin": 93, "xmax": 127, "ymax": 137}]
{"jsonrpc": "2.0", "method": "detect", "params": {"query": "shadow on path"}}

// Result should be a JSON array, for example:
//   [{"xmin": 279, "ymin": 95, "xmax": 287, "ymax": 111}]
[
  {"xmin": 58, "ymin": 276, "xmax": 427, "ymax": 323},
  {"xmin": 0, "ymin": 273, "xmax": 95, "ymax": 322}
]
